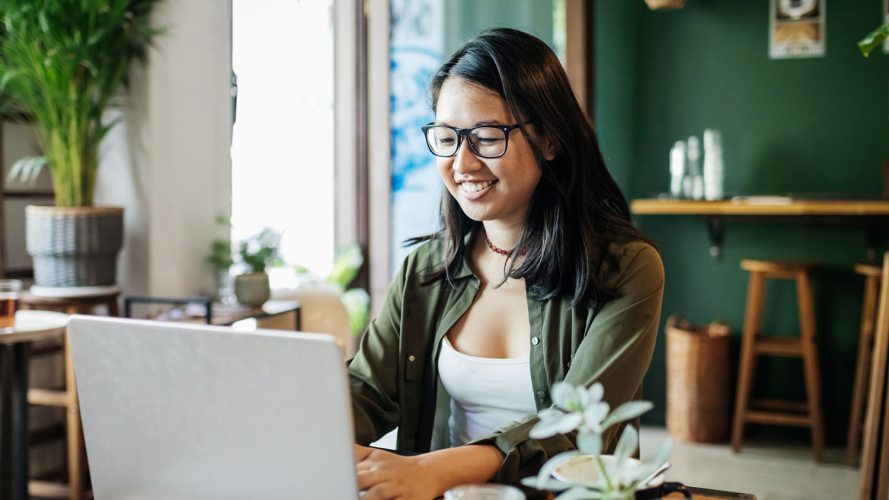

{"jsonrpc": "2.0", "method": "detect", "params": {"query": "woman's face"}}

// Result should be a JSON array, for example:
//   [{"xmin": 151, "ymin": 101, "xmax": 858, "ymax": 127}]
[{"xmin": 433, "ymin": 77, "xmax": 544, "ymax": 227}]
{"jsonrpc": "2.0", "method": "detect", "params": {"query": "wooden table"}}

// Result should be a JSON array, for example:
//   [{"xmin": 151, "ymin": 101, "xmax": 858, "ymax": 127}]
[
  {"xmin": 682, "ymin": 485, "xmax": 756, "ymax": 499},
  {"xmin": 0, "ymin": 311, "xmax": 69, "ymax": 500},
  {"xmin": 630, "ymin": 198, "xmax": 889, "ymax": 258},
  {"xmin": 123, "ymin": 297, "xmax": 301, "ymax": 330}
]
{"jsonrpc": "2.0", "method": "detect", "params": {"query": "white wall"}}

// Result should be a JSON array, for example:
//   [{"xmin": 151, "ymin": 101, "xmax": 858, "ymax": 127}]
[{"xmin": 95, "ymin": 0, "xmax": 233, "ymax": 297}]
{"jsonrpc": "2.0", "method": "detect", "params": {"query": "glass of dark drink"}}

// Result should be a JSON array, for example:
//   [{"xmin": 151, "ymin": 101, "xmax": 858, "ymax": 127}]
[{"xmin": 0, "ymin": 279, "xmax": 22, "ymax": 330}]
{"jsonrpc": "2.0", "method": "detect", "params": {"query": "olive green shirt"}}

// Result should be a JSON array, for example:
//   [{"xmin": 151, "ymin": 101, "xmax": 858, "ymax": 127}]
[{"xmin": 348, "ymin": 232, "xmax": 664, "ymax": 488}]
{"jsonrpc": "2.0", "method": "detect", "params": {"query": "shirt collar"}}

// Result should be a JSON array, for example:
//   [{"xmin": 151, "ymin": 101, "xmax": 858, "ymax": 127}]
[{"xmin": 452, "ymin": 226, "xmax": 478, "ymax": 280}]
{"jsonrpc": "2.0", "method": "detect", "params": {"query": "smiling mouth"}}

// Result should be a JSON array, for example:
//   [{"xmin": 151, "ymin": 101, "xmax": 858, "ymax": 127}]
[{"xmin": 458, "ymin": 180, "xmax": 497, "ymax": 200}]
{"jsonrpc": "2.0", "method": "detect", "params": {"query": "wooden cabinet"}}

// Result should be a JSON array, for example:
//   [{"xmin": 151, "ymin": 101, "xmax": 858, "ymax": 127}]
[{"xmin": 0, "ymin": 115, "xmax": 54, "ymax": 278}]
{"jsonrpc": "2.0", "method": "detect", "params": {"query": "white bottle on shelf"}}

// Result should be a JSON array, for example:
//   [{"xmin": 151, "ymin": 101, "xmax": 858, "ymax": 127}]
[
  {"xmin": 669, "ymin": 141, "xmax": 687, "ymax": 198},
  {"xmin": 686, "ymin": 135, "xmax": 704, "ymax": 200},
  {"xmin": 703, "ymin": 129, "xmax": 724, "ymax": 201}
]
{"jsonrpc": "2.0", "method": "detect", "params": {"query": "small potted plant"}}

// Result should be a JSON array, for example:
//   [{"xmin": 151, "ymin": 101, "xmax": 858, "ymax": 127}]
[
  {"xmin": 523, "ymin": 382, "xmax": 686, "ymax": 499},
  {"xmin": 206, "ymin": 216, "xmax": 235, "ymax": 303},
  {"xmin": 233, "ymin": 228, "xmax": 282, "ymax": 307}
]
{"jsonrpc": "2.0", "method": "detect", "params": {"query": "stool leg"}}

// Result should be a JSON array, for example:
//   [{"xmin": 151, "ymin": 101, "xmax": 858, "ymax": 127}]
[
  {"xmin": 732, "ymin": 271, "xmax": 765, "ymax": 453},
  {"xmin": 107, "ymin": 298, "xmax": 120, "ymax": 317},
  {"xmin": 65, "ymin": 331, "xmax": 85, "ymax": 500},
  {"xmin": 847, "ymin": 274, "xmax": 879, "ymax": 465},
  {"xmin": 797, "ymin": 272, "xmax": 825, "ymax": 462}
]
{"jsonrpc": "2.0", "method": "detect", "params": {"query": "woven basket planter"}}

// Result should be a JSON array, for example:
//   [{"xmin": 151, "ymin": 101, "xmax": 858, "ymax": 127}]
[
  {"xmin": 26, "ymin": 206, "xmax": 124, "ymax": 287},
  {"xmin": 666, "ymin": 315, "xmax": 730, "ymax": 443}
]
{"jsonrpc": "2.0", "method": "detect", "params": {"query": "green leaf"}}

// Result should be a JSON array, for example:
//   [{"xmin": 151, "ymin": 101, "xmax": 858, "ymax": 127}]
[
  {"xmin": 326, "ymin": 243, "xmax": 364, "ymax": 288},
  {"xmin": 341, "ymin": 288, "xmax": 370, "ymax": 337},
  {"xmin": 859, "ymin": 22, "xmax": 889, "ymax": 57},
  {"xmin": 576, "ymin": 430, "xmax": 601, "ymax": 456},
  {"xmin": 613, "ymin": 425, "xmax": 638, "ymax": 468},
  {"xmin": 8, "ymin": 155, "xmax": 47, "ymax": 183},
  {"xmin": 601, "ymin": 401, "xmax": 653, "ymax": 430},
  {"xmin": 530, "ymin": 410, "xmax": 583, "ymax": 439},
  {"xmin": 528, "ymin": 450, "xmax": 579, "ymax": 490}
]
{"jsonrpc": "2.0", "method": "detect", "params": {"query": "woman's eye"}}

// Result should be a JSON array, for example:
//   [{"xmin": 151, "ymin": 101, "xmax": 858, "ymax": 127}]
[
  {"xmin": 437, "ymin": 137, "xmax": 456, "ymax": 146},
  {"xmin": 476, "ymin": 137, "xmax": 502, "ymax": 145}
]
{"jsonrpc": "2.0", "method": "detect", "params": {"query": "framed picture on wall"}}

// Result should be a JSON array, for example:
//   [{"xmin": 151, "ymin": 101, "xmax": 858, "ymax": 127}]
[{"xmin": 769, "ymin": 0, "xmax": 826, "ymax": 59}]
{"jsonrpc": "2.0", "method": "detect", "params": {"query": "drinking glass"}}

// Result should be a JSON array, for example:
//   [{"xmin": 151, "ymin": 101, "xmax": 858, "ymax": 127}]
[
  {"xmin": 444, "ymin": 484, "xmax": 525, "ymax": 500},
  {"xmin": 0, "ymin": 279, "xmax": 22, "ymax": 329}
]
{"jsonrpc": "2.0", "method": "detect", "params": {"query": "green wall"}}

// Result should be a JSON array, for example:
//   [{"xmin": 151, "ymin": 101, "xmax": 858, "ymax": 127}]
[{"xmin": 595, "ymin": 0, "xmax": 889, "ymax": 444}]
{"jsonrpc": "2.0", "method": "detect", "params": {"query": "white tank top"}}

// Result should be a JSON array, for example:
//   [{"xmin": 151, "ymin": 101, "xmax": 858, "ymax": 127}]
[{"xmin": 438, "ymin": 337, "xmax": 538, "ymax": 446}]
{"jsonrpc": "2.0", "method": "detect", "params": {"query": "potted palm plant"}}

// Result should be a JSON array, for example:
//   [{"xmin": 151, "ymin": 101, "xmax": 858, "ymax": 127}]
[{"xmin": 0, "ymin": 0, "xmax": 161, "ymax": 287}]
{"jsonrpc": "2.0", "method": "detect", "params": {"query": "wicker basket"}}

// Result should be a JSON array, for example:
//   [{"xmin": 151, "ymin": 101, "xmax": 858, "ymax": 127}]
[
  {"xmin": 666, "ymin": 314, "xmax": 731, "ymax": 443},
  {"xmin": 26, "ymin": 205, "xmax": 124, "ymax": 287}
]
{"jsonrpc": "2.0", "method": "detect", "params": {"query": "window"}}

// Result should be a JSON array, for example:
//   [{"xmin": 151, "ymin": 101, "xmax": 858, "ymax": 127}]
[{"xmin": 231, "ymin": 0, "xmax": 335, "ymax": 278}]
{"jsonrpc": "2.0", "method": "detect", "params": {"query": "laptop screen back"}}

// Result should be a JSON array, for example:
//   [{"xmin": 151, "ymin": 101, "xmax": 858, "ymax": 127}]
[{"xmin": 69, "ymin": 315, "xmax": 358, "ymax": 500}]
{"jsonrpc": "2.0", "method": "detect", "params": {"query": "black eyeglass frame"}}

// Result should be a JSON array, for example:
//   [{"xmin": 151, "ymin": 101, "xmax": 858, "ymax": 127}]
[{"xmin": 421, "ymin": 122, "xmax": 524, "ymax": 159}]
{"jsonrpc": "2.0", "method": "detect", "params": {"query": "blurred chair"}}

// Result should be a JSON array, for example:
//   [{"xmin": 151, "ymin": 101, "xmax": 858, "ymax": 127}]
[{"xmin": 272, "ymin": 283, "xmax": 352, "ymax": 360}]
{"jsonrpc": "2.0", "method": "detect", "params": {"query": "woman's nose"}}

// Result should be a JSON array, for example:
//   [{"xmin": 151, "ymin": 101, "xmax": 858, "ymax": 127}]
[{"xmin": 452, "ymin": 138, "xmax": 482, "ymax": 173}]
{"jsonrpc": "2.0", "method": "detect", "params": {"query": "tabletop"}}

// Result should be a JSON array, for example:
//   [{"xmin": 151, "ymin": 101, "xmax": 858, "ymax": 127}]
[{"xmin": 0, "ymin": 310, "xmax": 69, "ymax": 345}]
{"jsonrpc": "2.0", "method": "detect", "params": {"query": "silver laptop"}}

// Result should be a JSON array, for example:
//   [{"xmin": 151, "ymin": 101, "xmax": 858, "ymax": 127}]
[{"xmin": 69, "ymin": 315, "xmax": 359, "ymax": 500}]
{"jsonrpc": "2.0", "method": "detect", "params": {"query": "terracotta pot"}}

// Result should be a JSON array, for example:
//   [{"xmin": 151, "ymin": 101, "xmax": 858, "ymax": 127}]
[{"xmin": 234, "ymin": 272, "xmax": 270, "ymax": 307}]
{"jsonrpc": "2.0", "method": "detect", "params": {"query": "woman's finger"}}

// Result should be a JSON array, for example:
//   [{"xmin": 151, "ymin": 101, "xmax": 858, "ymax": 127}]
[
  {"xmin": 356, "ymin": 467, "xmax": 387, "ymax": 490},
  {"xmin": 363, "ymin": 481, "xmax": 401, "ymax": 500}
]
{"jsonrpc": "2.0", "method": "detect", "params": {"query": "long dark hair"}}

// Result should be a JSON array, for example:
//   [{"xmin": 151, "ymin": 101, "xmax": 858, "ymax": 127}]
[{"xmin": 411, "ymin": 28, "xmax": 651, "ymax": 306}]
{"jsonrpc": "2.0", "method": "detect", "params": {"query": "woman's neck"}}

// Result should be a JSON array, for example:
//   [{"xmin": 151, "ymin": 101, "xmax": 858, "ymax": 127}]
[{"xmin": 481, "ymin": 222, "xmax": 521, "ymax": 254}]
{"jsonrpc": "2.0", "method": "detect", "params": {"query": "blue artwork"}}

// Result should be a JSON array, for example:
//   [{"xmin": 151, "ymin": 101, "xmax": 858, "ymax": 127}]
[{"xmin": 389, "ymin": 0, "xmax": 444, "ymax": 273}]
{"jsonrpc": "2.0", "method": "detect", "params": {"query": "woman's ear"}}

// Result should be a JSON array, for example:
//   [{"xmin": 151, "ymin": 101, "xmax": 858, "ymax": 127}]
[{"xmin": 540, "ymin": 134, "xmax": 559, "ymax": 161}]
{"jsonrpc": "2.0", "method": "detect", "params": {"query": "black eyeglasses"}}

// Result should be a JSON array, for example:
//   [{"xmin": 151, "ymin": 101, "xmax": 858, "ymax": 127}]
[{"xmin": 421, "ymin": 123, "xmax": 524, "ymax": 159}]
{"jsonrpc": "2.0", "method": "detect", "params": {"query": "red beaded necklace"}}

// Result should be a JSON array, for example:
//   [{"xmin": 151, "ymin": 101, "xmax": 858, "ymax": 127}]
[{"xmin": 484, "ymin": 235, "xmax": 512, "ymax": 256}]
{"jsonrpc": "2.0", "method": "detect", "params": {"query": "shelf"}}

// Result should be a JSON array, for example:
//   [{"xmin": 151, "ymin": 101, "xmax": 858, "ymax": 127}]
[{"xmin": 630, "ymin": 198, "xmax": 889, "ymax": 259}]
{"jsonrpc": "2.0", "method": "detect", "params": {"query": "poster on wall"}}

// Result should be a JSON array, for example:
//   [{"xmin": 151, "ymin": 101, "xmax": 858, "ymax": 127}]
[
  {"xmin": 769, "ymin": 0, "xmax": 826, "ymax": 59},
  {"xmin": 389, "ymin": 0, "xmax": 446, "ymax": 274}
]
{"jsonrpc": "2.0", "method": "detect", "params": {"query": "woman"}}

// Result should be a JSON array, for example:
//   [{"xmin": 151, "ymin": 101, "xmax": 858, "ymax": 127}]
[{"xmin": 350, "ymin": 28, "xmax": 664, "ymax": 499}]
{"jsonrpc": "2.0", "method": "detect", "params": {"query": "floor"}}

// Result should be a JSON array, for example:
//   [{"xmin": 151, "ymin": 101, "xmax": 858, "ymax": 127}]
[{"xmin": 640, "ymin": 426, "xmax": 860, "ymax": 500}]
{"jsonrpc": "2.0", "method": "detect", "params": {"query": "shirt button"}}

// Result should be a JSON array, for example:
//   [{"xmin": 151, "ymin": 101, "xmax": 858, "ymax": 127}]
[
  {"xmin": 537, "ymin": 390, "xmax": 546, "ymax": 399},
  {"xmin": 408, "ymin": 355, "xmax": 416, "ymax": 362},
  {"xmin": 531, "ymin": 336, "xmax": 540, "ymax": 346}
]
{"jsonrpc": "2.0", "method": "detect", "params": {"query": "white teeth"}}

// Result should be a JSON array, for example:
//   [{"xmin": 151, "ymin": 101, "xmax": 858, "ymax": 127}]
[{"xmin": 459, "ymin": 180, "xmax": 495, "ymax": 193}]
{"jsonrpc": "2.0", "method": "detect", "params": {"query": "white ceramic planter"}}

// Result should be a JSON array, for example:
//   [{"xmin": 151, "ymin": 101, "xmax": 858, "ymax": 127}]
[{"xmin": 234, "ymin": 272, "xmax": 270, "ymax": 307}]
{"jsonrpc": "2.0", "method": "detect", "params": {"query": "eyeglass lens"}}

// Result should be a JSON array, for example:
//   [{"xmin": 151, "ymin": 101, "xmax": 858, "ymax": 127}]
[{"xmin": 425, "ymin": 126, "xmax": 508, "ymax": 158}]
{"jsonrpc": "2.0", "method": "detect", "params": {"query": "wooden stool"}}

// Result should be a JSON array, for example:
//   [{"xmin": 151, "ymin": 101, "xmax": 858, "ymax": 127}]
[
  {"xmin": 731, "ymin": 260, "xmax": 825, "ymax": 462},
  {"xmin": 20, "ymin": 287, "xmax": 119, "ymax": 500},
  {"xmin": 847, "ymin": 263, "xmax": 882, "ymax": 466}
]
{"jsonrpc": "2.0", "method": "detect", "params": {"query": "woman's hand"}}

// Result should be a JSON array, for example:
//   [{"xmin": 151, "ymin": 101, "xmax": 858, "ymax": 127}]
[
  {"xmin": 355, "ymin": 445, "xmax": 442, "ymax": 499},
  {"xmin": 354, "ymin": 444, "xmax": 503, "ymax": 500}
]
